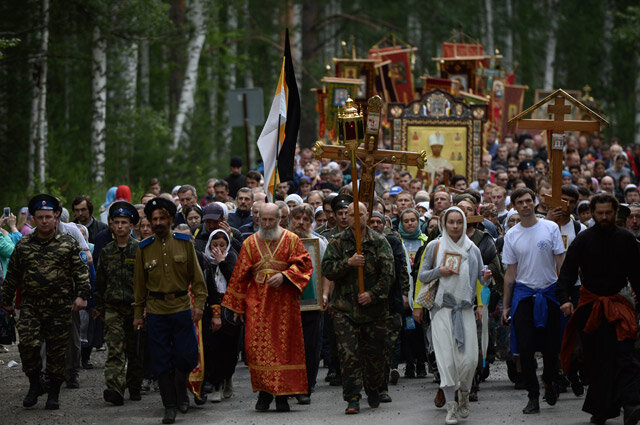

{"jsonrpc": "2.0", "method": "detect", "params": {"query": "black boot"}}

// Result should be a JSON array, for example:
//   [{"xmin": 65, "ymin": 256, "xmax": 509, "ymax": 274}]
[
  {"xmin": 522, "ymin": 397, "xmax": 540, "ymax": 414},
  {"xmin": 23, "ymin": 373, "xmax": 45, "ymax": 407},
  {"xmin": 45, "ymin": 379, "xmax": 62, "ymax": 410},
  {"xmin": 275, "ymin": 395, "xmax": 290, "ymax": 412},
  {"xmin": 174, "ymin": 370, "xmax": 190, "ymax": 414},
  {"xmin": 255, "ymin": 391, "xmax": 273, "ymax": 411},
  {"xmin": 158, "ymin": 372, "xmax": 177, "ymax": 424}
]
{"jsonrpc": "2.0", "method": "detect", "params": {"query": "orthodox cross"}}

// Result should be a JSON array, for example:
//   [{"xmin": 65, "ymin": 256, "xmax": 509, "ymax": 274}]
[
  {"xmin": 313, "ymin": 96, "xmax": 428, "ymax": 212},
  {"xmin": 508, "ymin": 89, "xmax": 608, "ymax": 211}
]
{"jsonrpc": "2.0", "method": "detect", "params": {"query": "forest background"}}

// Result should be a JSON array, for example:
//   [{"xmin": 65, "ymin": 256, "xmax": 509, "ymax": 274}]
[{"xmin": 1, "ymin": 0, "xmax": 639, "ymax": 208}]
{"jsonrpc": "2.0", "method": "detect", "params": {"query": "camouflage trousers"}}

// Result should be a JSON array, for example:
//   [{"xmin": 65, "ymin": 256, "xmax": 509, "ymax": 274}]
[
  {"xmin": 332, "ymin": 311, "xmax": 387, "ymax": 401},
  {"xmin": 382, "ymin": 312, "xmax": 402, "ymax": 392},
  {"xmin": 17, "ymin": 304, "xmax": 70, "ymax": 382},
  {"xmin": 104, "ymin": 305, "xmax": 143, "ymax": 396}
]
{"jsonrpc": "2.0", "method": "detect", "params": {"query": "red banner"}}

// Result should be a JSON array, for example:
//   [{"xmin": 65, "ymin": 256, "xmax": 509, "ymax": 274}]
[
  {"xmin": 441, "ymin": 42, "xmax": 484, "ymax": 58},
  {"xmin": 369, "ymin": 47, "xmax": 415, "ymax": 104},
  {"xmin": 501, "ymin": 84, "xmax": 526, "ymax": 137}
]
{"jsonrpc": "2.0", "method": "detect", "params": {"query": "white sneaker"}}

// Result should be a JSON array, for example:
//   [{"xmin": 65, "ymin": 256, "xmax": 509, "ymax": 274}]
[
  {"xmin": 445, "ymin": 401, "xmax": 459, "ymax": 424},
  {"xmin": 223, "ymin": 378, "xmax": 233, "ymax": 399},
  {"xmin": 211, "ymin": 388, "xmax": 222, "ymax": 403},
  {"xmin": 457, "ymin": 390, "xmax": 469, "ymax": 418}
]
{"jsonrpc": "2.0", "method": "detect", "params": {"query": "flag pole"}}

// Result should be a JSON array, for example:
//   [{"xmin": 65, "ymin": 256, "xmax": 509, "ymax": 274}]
[{"xmin": 273, "ymin": 113, "xmax": 281, "ymax": 201}]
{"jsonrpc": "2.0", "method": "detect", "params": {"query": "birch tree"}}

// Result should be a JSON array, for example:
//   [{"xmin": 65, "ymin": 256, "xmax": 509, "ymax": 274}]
[
  {"xmin": 219, "ymin": 3, "xmax": 236, "ymax": 154},
  {"xmin": 484, "ymin": 0, "xmax": 494, "ymax": 55},
  {"xmin": 91, "ymin": 26, "xmax": 107, "ymax": 184},
  {"xmin": 139, "ymin": 39, "xmax": 150, "ymax": 106},
  {"xmin": 36, "ymin": 0, "xmax": 49, "ymax": 189},
  {"xmin": 171, "ymin": 0, "xmax": 207, "ymax": 151},
  {"xmin": 503, "ymin": 0, "xmax": 513, "ymax": 70},
  {"xmin": 542, "ymin": 0, "xmax": 559, "ymax": 89}
]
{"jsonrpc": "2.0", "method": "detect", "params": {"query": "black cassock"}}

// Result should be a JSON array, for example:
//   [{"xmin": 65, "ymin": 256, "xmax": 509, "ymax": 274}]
[{"xmin": 557, "ymin": 224, "xmax": 640, "ymax": 420}]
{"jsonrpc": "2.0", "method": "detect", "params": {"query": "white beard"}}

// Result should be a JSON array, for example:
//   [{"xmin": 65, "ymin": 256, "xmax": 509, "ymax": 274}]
[{"xmin": 258, "ymin": 225, "xmax": 282, "ymax": 241}]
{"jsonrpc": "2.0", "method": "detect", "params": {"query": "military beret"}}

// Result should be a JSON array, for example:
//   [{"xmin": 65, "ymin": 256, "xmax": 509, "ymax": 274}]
[
  {"xmin": 109, "ymin": 201, "xmax": 139, "ymax": 225},
  {"xmin": 28, "ymin": 193, "xmax": 60, "ymax": 215},
  {"xmin": 144, "ymin": 197, "xmax": 177, "ymax": 219},
  {"xmin": 518, "ymin": 160, "xmax": 535, "ymax": 171},
  {"xmin": 331, "ymin": 194, "xmax": 353, "ymax": 212}
]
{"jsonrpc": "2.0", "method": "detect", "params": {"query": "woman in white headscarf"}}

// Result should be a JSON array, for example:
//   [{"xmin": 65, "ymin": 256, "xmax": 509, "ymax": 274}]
[
  {"xmin": 418, "ymin": 207, "xmax": 491, "ymax": 425},
  {"xmin": 202, "ymin": 229, "xmax": 239, "ymax": 403}
]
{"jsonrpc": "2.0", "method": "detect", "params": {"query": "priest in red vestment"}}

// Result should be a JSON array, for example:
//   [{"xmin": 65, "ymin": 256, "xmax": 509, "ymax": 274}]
[{"xmin": 222, "ymin": 203, "xmax": 312, "ymax": 412}]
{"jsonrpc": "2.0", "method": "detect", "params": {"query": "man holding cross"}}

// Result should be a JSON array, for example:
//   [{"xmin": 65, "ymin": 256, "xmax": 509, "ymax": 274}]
[{"xmin": 322, "ymin": 201, "xmax": 394, "ymax": 415}]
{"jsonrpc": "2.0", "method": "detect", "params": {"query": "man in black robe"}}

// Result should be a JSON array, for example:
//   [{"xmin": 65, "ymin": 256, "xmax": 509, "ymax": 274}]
[{"xmin": 557, "ymin": 193, "xmax": 640, "ymax": 425}]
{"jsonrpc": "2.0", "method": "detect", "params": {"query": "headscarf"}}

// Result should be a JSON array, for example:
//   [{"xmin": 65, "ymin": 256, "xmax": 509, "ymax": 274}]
[
  {"xmin": 398, "ymin": 208, "xmax": 423, "ymax": 240},
  {"xmin": 503, "ymin": 209, "xmax": 520, "ymax": 234},
  {"xmin": 436, "ymin": 206, "xmax": 474, "ymax": 303},
  {"xmin": 435, "ymin": 206, "xmax": 475, "ymax": 351},
  {"xmin": 116, "ymin": 185, "xmax": 131, "ymax": 202},
  {"xmin": 204, "ymin": 229, "xmax": 232, "ymax": 293},
  {"xmin": 284, "ymin": 194, "xmax": 303, "ymax": 206},
  {"xmin": 102, "ymin": 187, "xmax": 118, "ymax": 209}
]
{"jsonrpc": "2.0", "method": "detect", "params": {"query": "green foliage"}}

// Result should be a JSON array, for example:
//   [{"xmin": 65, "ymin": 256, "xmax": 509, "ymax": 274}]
[{"xmin": 1, "ymin": 0, "xmax": 639, "ymax": 210}]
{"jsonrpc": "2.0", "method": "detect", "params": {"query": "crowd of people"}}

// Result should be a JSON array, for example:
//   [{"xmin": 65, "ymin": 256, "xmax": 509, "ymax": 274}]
[{"xmin": 1, "ymin": 130, "xmax": 640, "ymax": 425}]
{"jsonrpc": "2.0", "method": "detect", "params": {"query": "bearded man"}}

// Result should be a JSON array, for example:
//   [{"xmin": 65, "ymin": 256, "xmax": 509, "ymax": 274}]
[
  {"xmin": 558, "ymin": 193, "xmax": 640, "ymax": 425},
  {"xmin": 222, "ymin": 203, "xmax": 313, "ymax": 413},
  {"xmin": 289, "ymin": 204, "xmax": 328, "ymax": 404}
]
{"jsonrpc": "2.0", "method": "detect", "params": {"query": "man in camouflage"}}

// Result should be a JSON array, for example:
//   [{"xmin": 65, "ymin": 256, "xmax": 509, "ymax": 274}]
[
  {"xmin": 318, "ymin": 193, "xmax": 351, "ymax": 386},
  {"xmin": 322, "ymin": 201, "xmax": 394, "ymax": 414},
  {"xmin": 93, "ymin": 201, "xmax": 143, "ymax": 406},
  {"xmin": 368, "ymin": 211, "xmax": 410, "ymax": 402},
  {"xmin": 0, "ymin": 194, "xmax": 90, "ymax": 410}
]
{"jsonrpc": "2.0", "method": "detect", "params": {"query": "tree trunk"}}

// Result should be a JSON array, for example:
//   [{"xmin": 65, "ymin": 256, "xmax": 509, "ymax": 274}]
[
  {"xmin": 300, "ymin": 0, "xmax": 318, "ymax": 147},
  {"xmin": 91, "ymin": 26, "xmax": 107, "ymax": 184},
  {"xmin": 171, "ymin": 0, "xmax": 207, "ymax": 150},
  {"xmin": 121, "ymin": 40, "xmax": 138, "ymax": 179},
  {"xmin": 139, "ymin": 39, "xmax": 150, "ymax": 106},
  {"xmin": 503, "ymin": 0, "xmax": 513, "ymax": 71},
  {"xmin": 28, "ymin": 74, "xmax": 38, "ymax": 190},
  {"xmin": 37, "ymin": 0, "xmax": 49, "ymax": 189},
  {"xmin": 220, "ymin": 3, "xmax": 236, "ymax": 154},
  {"xmin": 169, "ymin": 0, "xmax": 186, "ymax": 125},
  {"xmin": 543, "ymin": 0, "xmax": 559, "ymax": 90},
  {"xmin": 484, "ymin": 0, "xmax": 494, "ymax": 55}
]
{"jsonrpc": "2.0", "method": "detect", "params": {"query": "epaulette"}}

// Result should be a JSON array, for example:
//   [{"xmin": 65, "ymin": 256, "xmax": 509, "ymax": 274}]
[
  {"xmin": 173, "ymin": 232, "xmax": 191, "ymax": 242},
  {"xmin": 139, "ymin": 235, "xmax": 155, "ymax": 248}
]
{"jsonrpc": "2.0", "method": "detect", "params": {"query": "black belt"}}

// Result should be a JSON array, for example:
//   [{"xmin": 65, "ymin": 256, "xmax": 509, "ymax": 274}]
[{"xmin": 148, "ymin": 290, "xmax": 188, "ymax": 301}]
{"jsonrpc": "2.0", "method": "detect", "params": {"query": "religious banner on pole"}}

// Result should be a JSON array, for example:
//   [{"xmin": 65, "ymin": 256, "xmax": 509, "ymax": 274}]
[
  {"xmin": 321, "ymin": 77, "xmax": 363, "ymax": 142},
  {"xmin": 501, "ymin": 84, "xmax": 527, "ymax": 137},
  {"xmin": 369, "ymin": 46, "xmax": 417, "ymax": 104}
]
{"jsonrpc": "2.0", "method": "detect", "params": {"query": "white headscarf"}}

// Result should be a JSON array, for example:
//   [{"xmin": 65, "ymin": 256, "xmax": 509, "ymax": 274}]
[
  {"xmin": 204, "ymin": 229, "xmax": 231, "ymax": 293},
  {"xmin": 503, "ymin": 209, "xmax": 519, "ymax": 234},
  {"xmin": 435, "ymin": 206, "xmax": 474, "ymax": 305},
  {"xmin": 285, "ymin": 194, "xmax": 303, "ymax": 206}
]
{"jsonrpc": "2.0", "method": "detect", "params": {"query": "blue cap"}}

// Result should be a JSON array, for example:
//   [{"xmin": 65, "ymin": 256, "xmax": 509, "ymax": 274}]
[
  {"xmin": 28, "ymin": 194, "xmax": 60, "ymax": 215},
  {"xmin": 389, "ymin": 186, "xmax": 403, "ymax": 196},
  {"xmin": 109, "ymin": 201, "xmax": 139, "ymax": 225}
]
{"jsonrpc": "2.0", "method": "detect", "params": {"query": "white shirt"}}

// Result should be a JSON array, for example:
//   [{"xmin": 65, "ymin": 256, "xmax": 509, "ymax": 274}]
[{"xmin": 502, "ymin": 219, "xmax": 565, "ymax": 290}]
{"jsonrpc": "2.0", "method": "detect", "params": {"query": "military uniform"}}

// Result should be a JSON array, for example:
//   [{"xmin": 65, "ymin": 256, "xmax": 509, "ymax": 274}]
[
  {"xmin": 322, "ymin": 226, "xmax": 394, "ymax": 406},
  {"xmin": 1, "ymin": 194, "xmax": 90, "ymax": 410},
  {"xmin": 134, "ymin": 197, "xmax": 207, "ymax": 423},
  {"xmin": 94, "ymin": 202, "xmax": 143, "ymax": 403}
]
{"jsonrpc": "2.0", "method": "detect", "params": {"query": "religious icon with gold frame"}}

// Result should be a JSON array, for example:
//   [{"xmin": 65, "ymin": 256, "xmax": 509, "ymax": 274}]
[
  {"xmin": 443, "ymin": 252, "xmax": 462, "ymax": 274},
  {"xmin": 300, "ymin": 238, "xmax": 323, "ymax": 311}
]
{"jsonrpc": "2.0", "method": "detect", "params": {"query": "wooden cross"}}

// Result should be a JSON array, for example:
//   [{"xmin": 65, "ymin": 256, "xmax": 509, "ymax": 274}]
[
  {"xmin": 512, "ymin": 94, "xmax": 602, "ymax": 211},
  {"xmin": 313, "ymin": 96, "xmax": 428, "ymax": 213}
]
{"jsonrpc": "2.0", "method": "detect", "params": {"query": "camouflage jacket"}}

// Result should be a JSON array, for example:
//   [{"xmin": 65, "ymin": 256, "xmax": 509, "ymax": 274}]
[
  {"xmin": 322, "ymin": 226, "xmax": 394, "ymax": 323},
  {"xmin": 1, "ymin": 232, "xmax": 90, "ymax": 309},
  {"xmin": 94, "ymin": 237, "xmax": 139, "ymax": 312}
]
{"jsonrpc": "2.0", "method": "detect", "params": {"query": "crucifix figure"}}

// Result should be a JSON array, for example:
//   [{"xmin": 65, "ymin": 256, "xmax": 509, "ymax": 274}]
[
  {"xmin": 313, "ymin": 96, "xmax": 428, "ymax": 213},
  {"xmin": 508, "ymin": 90, "xmax": 608, "ymax": 212}
]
